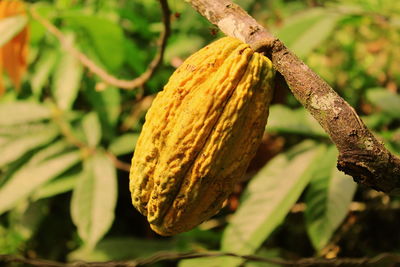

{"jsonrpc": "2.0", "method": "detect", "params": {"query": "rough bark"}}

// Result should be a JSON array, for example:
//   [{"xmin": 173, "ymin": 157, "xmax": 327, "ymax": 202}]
[{"xmin": 186, "ymin": 0, "xmax": 400, "ymax": 193}]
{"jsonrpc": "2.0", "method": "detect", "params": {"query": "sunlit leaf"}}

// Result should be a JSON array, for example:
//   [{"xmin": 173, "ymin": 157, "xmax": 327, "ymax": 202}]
[
  {"xmin": 71, "ymin": 151, "xmax": 117, "ymax": 249},
  {"xmin": 0, "ymin": 136, "xmax": 8, "ymax": 146},
  {"xmin": 366, "ymin": 88, "xmax": 400, "ymax": 119},
  {"xmin": 52, "ymin": 34, "xmax": 83, "ymax": 110},
  {"xmin": 267, "ymin": 105, "xmax": 327, "ymax": 137},
  {"xmin": 82, "ymin": 112, "xmax": 101, "ymax": 147},
  {"xmin": 0, "ymin": 101, "xmax": 51, "ymax": 126},
  {"xmin": 25, "ymin": 140, "xmax": 71, "ymax": 167},
  {"xmin": 108, "ymin": 133, "xmax": 138, "ymax": 156},
  {"xmin": 220, "ymin": 142, "xmax": 323, "ymax": 266},
  {"xmin": 0, "ymin": 15, "xmax": 27, "ymax": 47},
  {"xmin": 31, "ymin": 49, "xmax": 58, "ymax": 97},
  {"xmin": 0, "ymin": 150, "xmax": 80, "ymax": 214},
  {"xmin": 55, "ymin": 0, "xmax": 74, "ymax": 10},
  {"xmin": 32, "ymin": 173, "xmax": 79, "ymax": 201},
  {"xmin": 276, "ymin": 8, "xmax": 342, "ymax": 58},
  {"xmin": 29, "ymin": 2, "xmax": 56, "ymax": 43},
  {"xmin": 164, "ymin": 34, "xmax": 204, "ymax": 64},
  {"xmin": 0, "ymin": 122, "xmax": 47, "ymax": 137},
  {"xmin": 84, "ymin": 86, "xmax": 120, "ymax": 140},
  {"xmin": 99, "ymin": 86, "xmax": 120, "ymax": 128},
  {"xmin": 0, "ymin": 125, "xmax": 59, "ymax": 167},
  {"xmin": 305, "ymin": 146, "xmax": 357, "ymax": 251},
  {"xmin": 0, "ymin": 152, "xmax": 32, "ymax": 188}
]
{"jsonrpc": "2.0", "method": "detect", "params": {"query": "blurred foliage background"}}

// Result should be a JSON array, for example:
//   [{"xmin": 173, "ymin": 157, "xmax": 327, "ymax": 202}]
[{"xmin": 0, "ymin": 0, "xmax": 400, "ymax": 266}]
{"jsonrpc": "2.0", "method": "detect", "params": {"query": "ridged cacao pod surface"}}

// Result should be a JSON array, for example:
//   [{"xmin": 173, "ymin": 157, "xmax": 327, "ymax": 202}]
[{"xmin": 130, "ymin": 37, "xmax": 275, "ymax": 236}]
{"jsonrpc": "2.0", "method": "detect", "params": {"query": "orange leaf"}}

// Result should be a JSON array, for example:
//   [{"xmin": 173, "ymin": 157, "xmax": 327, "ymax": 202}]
[
  {"xmin": 0, "ymin": 0, "xmax": 29, "ymax": 95},
  {"xmin": 0, "ymin": 49, "xmax": 4, "ymax": 95}
]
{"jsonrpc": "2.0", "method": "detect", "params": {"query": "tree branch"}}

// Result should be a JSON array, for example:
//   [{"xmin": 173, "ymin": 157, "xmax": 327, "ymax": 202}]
[
  {"xmin": 185, "ymin": 0, "xmax": 400, "ymax": 193},
  {"xmin": 29, "ymin": 0, "xmax": 171, "ymax": 90},
  {"xmin": 1, "ymin": 251, "xmax": 400, "ymax": 267}
]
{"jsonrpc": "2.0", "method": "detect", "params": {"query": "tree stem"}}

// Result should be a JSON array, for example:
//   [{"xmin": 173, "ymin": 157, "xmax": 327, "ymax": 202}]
[{"xmin": 186, "ymin": 0, "xmax": 400, "ymax": 193}]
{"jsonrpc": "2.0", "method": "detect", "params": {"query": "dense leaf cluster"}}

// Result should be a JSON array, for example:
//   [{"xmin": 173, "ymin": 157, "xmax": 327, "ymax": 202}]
[{"xmin": 0, "ymin": 0, "xmax": 399, "ymax": 265}]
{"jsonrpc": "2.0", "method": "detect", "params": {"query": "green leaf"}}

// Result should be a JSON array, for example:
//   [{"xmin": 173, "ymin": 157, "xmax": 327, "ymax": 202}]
[
  {"xmin": 235, "ymin": 0, "xmax": 256, "ymax": 10},
  {"xmin": 82, "ymin": 113, "xmax": 102, "ymax": 147},
  {"xmin": 108, "ymin": 133, "xmax": 138, "ymax": 156},
  {"xmin": 384, "ymin": 128, "xmax": 400, "ymax": 155},
  {"xmin": 119, "ymin": 6, "xmax": 154, "ymax": 38},
  {"xmin": 124, "ymin": 41, "xmax": 147, "ymax": 73},
  {"xmin": 32, "ymin": 173, "xmax": 79, "ymax": 200},
  {"xmin": 25, "ymin": 140, "xmax": 71, "ymax": 167},
  {"xmin": 0, "ymin": 152, "xmax": 32, "ymax": 188},
  {"xmin": 52, "ymin": 34, "xmax": 83, "ymax": 110},
  {"xmin": 0, "ymin": 123, "xmax": 49, "ymax": 137},
  {"xmin": 0, "ymin": 136, "xmax": 8, "ymax": 146},
  {"xmin": 28, "ymin": 3, "xmax": 55, "ymax": 44},
  {"xmin": 0, "ymin": 125, "xmax": 59, "ymax": 168},
  {"xmin": 305, "ymin": 146, "xmax": 357, "ymax": 251},
  {"xmin": 361, "ymin": 113, "xmax": 392, "ymax": 130},
  {"xmin": 84, "ymin": 87, "xmax": 120, "ymax": 140},
  {"xmin": 69, "ymin": 237, "xmax": 176, "ymax": 261},
  {"xmin": 276, "ymin": 8, "xmax": 341, "ymax": 58},
  {"xmin": 8, "ymin": 200, "xmax": 49, "ymax": 241},
  {"xmin": 0, "ymin": 15, "xmax": 27, "ymax": 47},
  {"xmin": 267, "ymin": 105, "xmax": 327, "ymax": 137},
  {"xmin": 98, "ymin": 87, "xmax": 121, "ymax": 129},
  {"xmin": 0, "ymin": 225, "xmax": 25, "ymax": 254},
  {"xmin": 164, "ymin": 34, "xmax": 204, "ymax": 64},
  {"xmin": 64, "ymin": 15, "xmax": 125, "ymax": 70},
  {"xmin": 56, "ymin": 0, "xmax": 74, "ymax": 9},
  {"xmin": 31, "ymin": 49, "xmax": 58, "ymax": 97},
  {"xmin": 71, "ymin": 151, "xmax": 117, "ymax": 249},
  {"xmin": 366, "ymin": 88, "xmax": 400, "ymax": 119},
  {"xmin": 220, "ymin": 142, "xmax": 323, "ymax": 267},
  {"xmin": 0, "ymin": 150, "xmax": 80, "ymax": 214},
  {"xmin": 0, "ymin": 101, "xmax": 51, "ymax": 126}
]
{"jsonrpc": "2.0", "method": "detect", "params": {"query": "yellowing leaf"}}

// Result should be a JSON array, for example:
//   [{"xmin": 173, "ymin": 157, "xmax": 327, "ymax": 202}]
[
  {"xmin": 71, "ymin": 151, "xmax": 117, "ymax": 249},
  {"xmin": 0, "ymin": 0, "xmax": 29, "ymax": 95}
]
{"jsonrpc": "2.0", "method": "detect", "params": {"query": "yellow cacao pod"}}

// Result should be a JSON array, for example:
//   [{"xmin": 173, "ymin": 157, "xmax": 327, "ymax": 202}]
[{"xmin": 129, "ymin": 37, "xmax": 275, "ymax": 236}]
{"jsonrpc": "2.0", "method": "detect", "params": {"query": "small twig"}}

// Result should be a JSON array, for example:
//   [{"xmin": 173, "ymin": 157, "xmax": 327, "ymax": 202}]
[
  {"xmin": 1, "ymin": 251, "xmax": 400, "ymax": 267},
  {"xmin": 319, "ymin": 213, "xmax": 358, "ymax": 257},
  {"xmin": 0, "ymin": 255, "xmax": 65, "ymax": 267},
  {"xmin": 29, "ymin": 0, "xmax": 171, "ymax": 90},
  {"xmin": 106, "ymin": 151, "xmax": 131, "ymax": 172},
  {"xmin": 121, "ymin": 95, "xmax": 155, "ymax": 131},
  {"xmin": 51, "ymin": 105, "xmax": 130, "ymax": 172},
  {"xmin": 51, "ymin": 106, "xmax": 87, "ymax": 149},
  {"xmin": 290, "ymin": 201, "xmax": 400, "ymax": 213}
]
